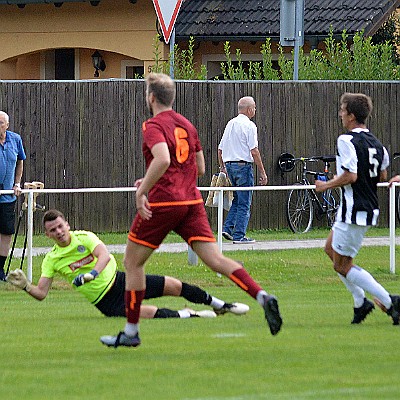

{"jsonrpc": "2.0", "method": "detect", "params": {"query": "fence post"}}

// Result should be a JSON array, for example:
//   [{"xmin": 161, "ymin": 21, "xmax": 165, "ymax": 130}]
[
  {"xmin": 389, "ymin": 183, "xmax": 396, "ymax": 274},
  {"xmin": 27, "ymin": 191, "xmax": 34, "ymax": 282},
  {"xmin": 187, "ymin": 245, "xmax": 198, "ymax": 265}
]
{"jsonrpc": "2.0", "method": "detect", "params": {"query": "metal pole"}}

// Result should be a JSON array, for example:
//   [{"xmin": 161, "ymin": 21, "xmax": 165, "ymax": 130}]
[
  {"xmin": 187, "ymin": 246, "xmax": 198, "ymax": 265},
  {"xmin": 169, "ymin": 28, "xmax": 175, "ymax": 78},
  {"xmin": 217, "ymin": 189, "xmax": 224, "ymax": 253},
  {"xmin": 389, "ymin": 183, "xmax": 396, "ymax": 274},
  {"xmin": 27, "ymin": 191, "xmax": 34, "ymax": 282},
  {"xmin": 293, "ymin": 0, "xmax": 304, "ymax": 80}
]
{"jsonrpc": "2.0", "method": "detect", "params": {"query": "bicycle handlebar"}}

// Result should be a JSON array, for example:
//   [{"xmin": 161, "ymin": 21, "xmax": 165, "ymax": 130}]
[
  {"xmin": 277, "ymin": 153, "xmax": 336, "ymax": 173},
  {"xmin": 294, "ymin": 155, "xmax": 336, "ymax": 163}
]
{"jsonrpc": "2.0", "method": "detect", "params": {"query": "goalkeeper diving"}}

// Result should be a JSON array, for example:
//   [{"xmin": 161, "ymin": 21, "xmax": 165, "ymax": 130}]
[{"xmin": 6, "ymin": 209, "xmax": 249, "ymax": 319}]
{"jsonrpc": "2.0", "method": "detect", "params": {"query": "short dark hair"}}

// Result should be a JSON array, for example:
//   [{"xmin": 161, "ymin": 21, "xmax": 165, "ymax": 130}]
[
  {"xmin": 340, "ymin": 93, "xmax": 373, "ymax": 124},
  {"xmin": 146, "ymin": 73, "xmax": 176, "ymax": 106},
  {"xmin": 43, "ymin": 209, "xmax": 66, "ymax": 226}
]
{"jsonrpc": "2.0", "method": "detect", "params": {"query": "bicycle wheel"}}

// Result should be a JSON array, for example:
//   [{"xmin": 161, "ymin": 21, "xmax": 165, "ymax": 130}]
[
  {"xmin": 325, "ymin": 187, "xmax": 341, "ymax": 227},
  {"xmin": 286, "ymin": 185, "xmax": 313, "ymax": 233}
]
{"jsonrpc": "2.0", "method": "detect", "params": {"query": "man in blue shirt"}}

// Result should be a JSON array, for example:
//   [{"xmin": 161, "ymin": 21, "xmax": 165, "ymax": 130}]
[{"xmin": 0, "ymin": 111, "xmax": 26, "ymax": 280}]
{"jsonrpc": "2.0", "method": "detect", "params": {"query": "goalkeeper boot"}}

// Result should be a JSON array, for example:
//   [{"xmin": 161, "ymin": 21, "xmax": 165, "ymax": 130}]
[
  {"xmin": 0, "ymin": 268, "xmax": 6, "ymax": 282},
  {"xmin": 185, "ymin": 308, "xmax": 217, "ymax": 318},
  {"xmin": 214, "ymin": 302, "xmax": 250, "ymax": 315},
  {"xmin": 351, "ymin": 298, "xmax": 375, "ymax": 324},
  {"xmin": 262, "ymin": 295, "xmax": 282, "ymax": 336},
  {"xmin": 100, "ymin": 331, "xmax": 141, "ymax": 348}
]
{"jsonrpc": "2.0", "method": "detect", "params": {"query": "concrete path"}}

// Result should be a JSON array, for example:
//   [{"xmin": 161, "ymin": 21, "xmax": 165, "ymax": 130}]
[{"xmin": 11, "ymin": 236, "xmax": 398, "ymax": 258}]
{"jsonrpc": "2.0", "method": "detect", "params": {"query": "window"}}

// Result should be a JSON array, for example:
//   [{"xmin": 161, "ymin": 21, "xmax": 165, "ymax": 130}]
[{"xmin": 121, "ymin": 60, "xmax": 144, "ymax": 78}]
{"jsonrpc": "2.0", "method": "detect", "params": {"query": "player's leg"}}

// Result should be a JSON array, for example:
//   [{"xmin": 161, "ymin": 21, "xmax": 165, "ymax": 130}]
[
  {"xmin": 161, "ymin": 275, "xmax": 249, "ymax": 315},
  {"xmin": 123, "ymin": 240, "xmax": 153, "ymax": 333},
  {"xmin": 192, "ymin": 240, "xmax": 282, "ymax": 335},
  {"xmin": 100, "ymin": 241, "xmax": 152, "ymax": 347},
  {"xmin": 332, "ymin": 222, "xmax": 399, "ymax": 324}
]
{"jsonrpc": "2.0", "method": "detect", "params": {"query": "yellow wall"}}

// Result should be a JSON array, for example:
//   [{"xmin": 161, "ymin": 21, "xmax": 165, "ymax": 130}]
[{"xmin": 0, "ymin": 0, "xmax": 168, "ymax": 80}]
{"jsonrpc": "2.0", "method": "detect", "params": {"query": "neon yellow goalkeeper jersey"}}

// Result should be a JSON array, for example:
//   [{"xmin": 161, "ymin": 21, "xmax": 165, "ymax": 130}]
[{"xmin": 41, "ymin": 230, "xmax": 117, "ymax": 304}]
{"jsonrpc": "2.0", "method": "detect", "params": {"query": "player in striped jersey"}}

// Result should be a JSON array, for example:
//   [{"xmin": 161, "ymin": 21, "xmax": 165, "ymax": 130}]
[{"xmin": 315, "ymin": 92, "xmax": 400, "ymax": 325}]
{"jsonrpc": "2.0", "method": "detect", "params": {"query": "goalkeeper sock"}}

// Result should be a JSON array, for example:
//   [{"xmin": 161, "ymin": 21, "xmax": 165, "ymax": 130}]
[{"xmin": 180, "ymin": 282, "xmax": 211, "ymax": 304}]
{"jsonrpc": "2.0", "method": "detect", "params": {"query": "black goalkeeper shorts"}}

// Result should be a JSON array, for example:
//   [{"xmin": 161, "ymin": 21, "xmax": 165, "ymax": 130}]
[{"xmin": 95, "ymin": 271, "xmax": 166, "ymax": 317}]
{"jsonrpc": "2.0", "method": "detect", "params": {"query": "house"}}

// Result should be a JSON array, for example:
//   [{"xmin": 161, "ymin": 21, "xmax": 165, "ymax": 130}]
[
  {"xmin": 175, "ymin": 0, "xmax": 400, "ymax": 78},
  {"xmin": 0, "ymin": 0, "xmax": 398, "ymax": 80},
  {"xmin": 0, "ymin": 0, "xmax": 162, "ymax": 79}
]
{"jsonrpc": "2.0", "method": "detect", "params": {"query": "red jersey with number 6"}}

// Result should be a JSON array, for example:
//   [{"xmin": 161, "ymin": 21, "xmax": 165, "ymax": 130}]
[{"xmin": 142, "ymin": 109, "xmax": 203, "ymax": 204}]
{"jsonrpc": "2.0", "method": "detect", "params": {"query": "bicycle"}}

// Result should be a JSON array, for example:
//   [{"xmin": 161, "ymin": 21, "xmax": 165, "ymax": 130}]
[
  {"xmin": 278, "ymin": 153, "xmax": 341, "ymax": 233},
  {"xmin": 393, "ymin": 152, "xmax": 400, "ymax": 224}
]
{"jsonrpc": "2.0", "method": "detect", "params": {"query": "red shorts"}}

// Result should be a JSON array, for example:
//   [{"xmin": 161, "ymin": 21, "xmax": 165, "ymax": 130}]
[{"xmin": 128, "ymin": 201, "xmax": 216, "ymax": 249}]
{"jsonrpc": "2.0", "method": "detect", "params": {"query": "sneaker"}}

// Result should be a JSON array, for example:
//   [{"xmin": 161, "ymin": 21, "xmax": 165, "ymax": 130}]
[
  {"xmin": 262, "ymin": 295, "xmax": 282, "ymax": 336},
  {"xmin": 186, "ymin": 308, "xmax": 217, "ymax": 318},
  {"xmin": 233, "ymin": 237, "xmax": 256, "ymax": 244},
  {"xmin": 100, "ymin": 331, "xmax": 141, "ymax": 348},
  {"xmin": 214, "ymin": 302, "xmax": 250, "ymax": 315},
  {"xmin": 351, "ymin": 298, "xmax": 375, "ymax": 324},
  {"xmin": 222, "ymin": 231, "xmax": 233, "ymax": 241},
  {"xmin": 387, "ymin": 295, "xmax": 400, "ymax": 325}
]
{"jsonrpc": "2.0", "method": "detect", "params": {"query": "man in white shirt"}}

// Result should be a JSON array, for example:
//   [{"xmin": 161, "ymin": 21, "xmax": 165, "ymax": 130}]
[{"xmin": 218, "ymin": 96, "xmax": 268, "ymax": 244}]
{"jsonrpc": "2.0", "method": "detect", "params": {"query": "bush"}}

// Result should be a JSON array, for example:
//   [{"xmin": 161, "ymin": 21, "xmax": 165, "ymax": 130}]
[{"xmin": 152, "ymin": 29, "xmax": 400, "ymax": 81}]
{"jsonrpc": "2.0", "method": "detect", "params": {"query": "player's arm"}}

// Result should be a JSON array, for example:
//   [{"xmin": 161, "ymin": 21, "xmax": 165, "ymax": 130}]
[
  {"xmin": 136, "ymin": 142, "xmax": 170, "ymax": 220},
  {"xmin": 91, "ymin": 242, "xmax": 111, "ymax": 274},
  {"xmin": 27, "ymin": 276, "xmax": 53, "ymax": 300},
  {"xmin": 196, "ymin": 150, "xmax": 205, "ymax": 176},
  {"xmin": 72, "ymin": 242, "xmax": 111, "ymax": 287},
  {"xmin": 315, "ymin": 170, "xmax": 357, "ymax": 192},
  {"xmin": 380, "ymin": 169, "xmax": 388, "ymax": 182},
  {"xmin": 7, "ymin": 270, "xmax": 52, "ymax": 301}
]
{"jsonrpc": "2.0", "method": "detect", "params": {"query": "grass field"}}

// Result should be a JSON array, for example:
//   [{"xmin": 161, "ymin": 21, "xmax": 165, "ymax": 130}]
[{"xmin": 1, "ymin": 245, "xmax": 400, "ymax": 400}]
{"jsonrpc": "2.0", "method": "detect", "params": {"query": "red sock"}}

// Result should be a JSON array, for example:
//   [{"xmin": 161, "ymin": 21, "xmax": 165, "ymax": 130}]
[
  {"xmin": 229, "ymin": 268, "xmax": 262, "ymax": 299},
  {"xmin": 125, "ymin": 290, "xmax": 145, "ymax": 324}
]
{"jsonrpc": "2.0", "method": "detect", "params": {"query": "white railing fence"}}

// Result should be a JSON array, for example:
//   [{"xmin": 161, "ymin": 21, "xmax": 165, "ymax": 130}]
[{"xmin": 1, "ymin": 182, "xmax": 399, "ymax": 281}]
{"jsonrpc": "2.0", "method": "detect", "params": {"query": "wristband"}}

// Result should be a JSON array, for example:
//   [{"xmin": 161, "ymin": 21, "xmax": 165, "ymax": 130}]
[
  {"xmin": 89, "ymin": 269, "xmax": 99, "ymax": 279},
  {"xmin": 23, "ymin": 283, "xmax": 32, "ymax": 292},
  {"xmin": 14, "ymin": 183, "xmax": 21, "ymax": 188}
]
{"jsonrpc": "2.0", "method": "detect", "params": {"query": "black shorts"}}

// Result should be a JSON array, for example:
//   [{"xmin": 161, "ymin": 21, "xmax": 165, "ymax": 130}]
[
  {"xmin": 94, "ymin": 271, "xmax": 166, "ymax": 317},
  {"xmin": 0, "ymin": 201, "xmax": 17, "ymax": 235}
]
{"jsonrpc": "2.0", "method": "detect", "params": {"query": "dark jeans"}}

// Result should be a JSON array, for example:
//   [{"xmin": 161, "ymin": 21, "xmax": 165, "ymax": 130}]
[{"xmin": 223, "ymin": 163, "xmax": 254, "ymax": 240}]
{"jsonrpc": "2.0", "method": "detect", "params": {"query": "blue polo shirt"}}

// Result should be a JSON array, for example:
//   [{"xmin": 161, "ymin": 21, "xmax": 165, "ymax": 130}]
[{"xmin": 0, "ymin": 130, "xmax": 26, "ymax": 203}]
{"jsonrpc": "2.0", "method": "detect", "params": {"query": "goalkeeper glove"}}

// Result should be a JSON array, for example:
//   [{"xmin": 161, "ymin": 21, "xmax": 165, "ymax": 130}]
[
  {"xmin": 6, "ymin": 269, "xmax": 32, "ymax": 292},
  {"xmin": 72, "ymin": 269, "xmax": 99, "ymax": 287}
]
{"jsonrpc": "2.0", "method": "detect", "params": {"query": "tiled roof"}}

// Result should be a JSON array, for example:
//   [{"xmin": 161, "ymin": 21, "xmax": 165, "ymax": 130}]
[{"xmin": 175, "ymin": 0, "xmax": 400, "ymax": 40}]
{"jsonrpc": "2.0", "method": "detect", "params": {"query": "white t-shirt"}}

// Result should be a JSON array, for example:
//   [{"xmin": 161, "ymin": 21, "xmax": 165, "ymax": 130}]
[{"xmin": 218, "ymin": 114, "xmax": 258, "ymax": 162}]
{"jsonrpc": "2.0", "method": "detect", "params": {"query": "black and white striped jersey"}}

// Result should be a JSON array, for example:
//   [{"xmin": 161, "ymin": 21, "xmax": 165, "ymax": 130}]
[{"xmin": 336, "ymin": 128, "xmax": 389, "ymax": 226}]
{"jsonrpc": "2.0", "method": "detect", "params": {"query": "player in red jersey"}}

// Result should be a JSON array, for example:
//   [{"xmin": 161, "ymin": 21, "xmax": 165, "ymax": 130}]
[{"xmin": 100, "ymin": 73, "xmax": 282, "ymax": 348}]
